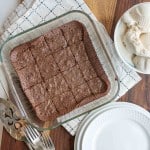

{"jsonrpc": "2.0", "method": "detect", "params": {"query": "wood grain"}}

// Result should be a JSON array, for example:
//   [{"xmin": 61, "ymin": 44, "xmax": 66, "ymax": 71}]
[
  {"xmin": 1, "ymin": 0, "xmax": 150, "ymax": 150},
  {"xmin": 84, "ymin": 0, "xmax": 117, "ymax": 33}
]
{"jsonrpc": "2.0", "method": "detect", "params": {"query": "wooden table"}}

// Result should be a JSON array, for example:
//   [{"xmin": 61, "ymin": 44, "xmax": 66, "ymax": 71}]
[{"xmin": 1, "ymin": 0, "xmax": 150, "ymax": 149}]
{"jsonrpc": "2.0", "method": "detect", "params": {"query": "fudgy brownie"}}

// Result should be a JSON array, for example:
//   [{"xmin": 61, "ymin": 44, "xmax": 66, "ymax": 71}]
[
  {"xmin": 72, "ymin": 82, "xmax": 92, "ymax": 103},
  {"xmin": 45, "ymin": 73, "xmax": 69, "ymax": 98},
  {"xmin": 53, "ymin": 47, "xmax": 76, "ymax": 72},
  {"xmin": 11, "ymin": 43, "xmax": 35, "ymax": 70},
  {"xmin": 24, "ymin": 82, "xmax": 48, "ymax": 107},
  {"xmin": 10, "ymin": 21, "xmax": 110, "ymax": 122},
  {"xmin": 30, "ymin": 36, "xmax": 51, "ymax": 62},
  {"xmin": 44, "ymin": 28, "xmax": 67, "ymax": 52}
]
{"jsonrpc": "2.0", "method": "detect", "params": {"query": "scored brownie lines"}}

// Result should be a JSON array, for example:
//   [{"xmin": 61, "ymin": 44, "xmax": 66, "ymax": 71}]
[
  {"xmin": 60, "ymin": 22, "xmax": 101, "ymax": 103},
  {"xmin": 43, "ymin": 28, "xmax": 78, "ymax": 110},
  {"xmin": 10, "ymin": 21, "xmax": 110, "ymax": 121},
  {"xmin": 69, "ymin": 42, "xmax": 96, "ymax": 100},
  {"xmin": 28, "ymin": 37, "xmax": 46, "ymax": 83},
  {"xmin": 28, "ymin": 36, "xmax": 60, "ymax": 114},
  {"xmin": 61, "ymin": 29, "xmax": 89, "ymax": 104},
  {"xmin": 44, "ymin": 28, "xmax": 80, "ymax": 104}
]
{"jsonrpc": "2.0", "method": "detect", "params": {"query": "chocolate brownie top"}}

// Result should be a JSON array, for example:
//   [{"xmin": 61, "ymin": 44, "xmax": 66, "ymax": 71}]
[{"xmin": 10, "ymin": 21, "xmax": 110, "ymax": 122}]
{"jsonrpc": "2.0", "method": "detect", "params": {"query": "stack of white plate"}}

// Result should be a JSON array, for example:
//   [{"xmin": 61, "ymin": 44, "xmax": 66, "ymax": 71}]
[{"xmin": 74, "ymin": 102, "xmax": 150, "ymax": 150}]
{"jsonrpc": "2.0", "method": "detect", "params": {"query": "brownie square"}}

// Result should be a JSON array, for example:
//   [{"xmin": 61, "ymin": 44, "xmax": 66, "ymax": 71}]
[
  {"xmin": 61, "ymin": 21, "xmax": 83, "ymax": 45},
  {"xmin": 38, "ymin": 54, "xmax": 59, "ymax": 80},
  {"xmin": 11, "ymin": 43, "xmax": 29, "ymax": 62},
  {"xmin": 45, "ymin": 73, "xmax": 69, "ymax": 98},
  {"xmin": 44, "ymin": 28, "xmax": 67, "ymax": 52},
  {"xmin": 17, "ymin": 65, "xmax": 42, "ymax": 90},
  {"xmin": 24, "ymin": 82, "xmax": 48, "ymax": 107},
  {"xmin": 70, "ymin": 42, "xmax": 88, "ymax": 63},
  {"xmin": 79, "ymin": 60, "xmax": 97, "ymax": 81},
  {"xmin": 35, "ymin": 100, "xmax": 58, "ymax": 121},
  {"xmin": 76, "ymin": 95, "xmax": 95, "ymax": 107},
  {"xmin": 30, "ymin": 36, "xmax": 51, "ymax": 61},
  {"xmin": 72, "ymin": 82, "xmax": 92, "ymax": 103},
  {"xmin": 87, "ymin": 77, "xmax": 103, "ymax": 95},
  {"xmin": 63, "ymin": 65, "xmax": 85, "ymax": 88},
  {"xmin": 11, "ymin": 45, "xmax": 35, "ymax": 70},
  {"xmin": 52, "ymin": 91, "xmax": 76, "ymax": 115},
  {"xmin": 53, "ymin": 47, "xmax": 76, "ymax": 72}
]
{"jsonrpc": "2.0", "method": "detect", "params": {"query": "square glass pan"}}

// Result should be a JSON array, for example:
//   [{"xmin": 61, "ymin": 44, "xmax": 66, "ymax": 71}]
[{"xmin": 0, "ymin": 10, "xmax": 119, "ymax": 130}]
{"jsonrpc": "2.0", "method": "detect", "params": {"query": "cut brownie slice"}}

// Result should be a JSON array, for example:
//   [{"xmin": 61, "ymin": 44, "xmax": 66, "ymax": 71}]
[
  {"xmin": 52, "ymin": 91, "xmax": 76, "ymax": 115},
  {"xmin": 30, "ymin": 36, "xmax": 51, "ymax": 61},
  {"xmin": 38, "ymin": 54, "xmax": 59, "ymax": 80},
  {"xmin": 45, "ymin": 73, "xmax": 69, "ymax": 98},
  {"xmin": 44, "ymin": 28, "xmax": 67, "ymax": 52},
  {"xmin": 63, "ymin": 65, "xmax": 85, "ymax": 88},
  {"xmin": 24, "ymin": 82, "xmax": 48, "ymax": 107},
  {"xmin": 79, "ymin": 60, "xmax": 97, "ymax": 81},
  {"xmin": 76, "ymin": 95, "xmax": 95, "ymax": 107},
  {"xmin": 17, "ymin": 65, "xmax": 42, "ymax": 90},
  {"xmin": 87, "ymin": 77, "xmax": 103, "ymax": 95},
  {"xmin": 35, "ymin": 100, "xmax": 58, "ymax": 121},
  {"xmin": 11, "ymin": 44, "xmax": 35, "ymax": 70},
  {"xmin": 61, "ymin": 21, "xmax": 83, "ymax": 45},
  {"xmin": 72, "ymin": 82, "xmax": 92, "ymax": 103},
  {"xmin": 53, "ymin": 47, "xmax": 76, "ymax": 72},
  {"xmin": 70, "ymin": 42, "xmax": 88, "ymax": 63},
  {"xmin": 83, "ymin": 29, "xmax": 105, "ymax": 76}
]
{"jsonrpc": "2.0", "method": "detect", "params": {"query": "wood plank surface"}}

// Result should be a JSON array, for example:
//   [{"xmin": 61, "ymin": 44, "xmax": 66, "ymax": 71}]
[
  {"xmin": 1, "ymin": 0, "xmax": 150, "ymax": 150},
  {"xmin": 85, "ymin": 0, "xmax": 117, "ymax": 33}
]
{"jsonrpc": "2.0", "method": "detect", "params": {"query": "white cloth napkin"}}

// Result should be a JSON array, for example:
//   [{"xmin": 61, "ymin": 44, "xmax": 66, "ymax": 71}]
[
  {"xmin": 0, "ymin": 0, "xmax": 141, "ymax": 136},
  {"xmin": 0, "ymin": 0, "xmax": 34, "ymax": 35}
]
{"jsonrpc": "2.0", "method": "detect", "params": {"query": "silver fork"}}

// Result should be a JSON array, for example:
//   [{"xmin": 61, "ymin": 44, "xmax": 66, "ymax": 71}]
[
  {"xmin": 24, "ymin": 125, "xmax": 55, "ymax": 150},
  {"xmin": 24, "ymin": 125, "xmax": 41, "ymax": 147},
  {"xmin": 41, "ymin": 133, "xmax": 55, "ymax": 150}
]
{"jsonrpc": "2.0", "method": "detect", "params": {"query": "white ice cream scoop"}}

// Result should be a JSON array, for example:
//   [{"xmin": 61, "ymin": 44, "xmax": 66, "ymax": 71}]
[
  {"xmin": 130, "ymin": 3, "xmax": 150, "ymax": 33},
  {"xmin": 133, "ymin": 55, "xmax": 150, "ymax": 74}
]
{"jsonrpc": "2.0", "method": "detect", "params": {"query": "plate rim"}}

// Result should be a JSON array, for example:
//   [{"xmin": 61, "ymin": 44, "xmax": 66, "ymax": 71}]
[{"xmin": 74, "ymin": 102, "xmax": 150, "ymax": 150}]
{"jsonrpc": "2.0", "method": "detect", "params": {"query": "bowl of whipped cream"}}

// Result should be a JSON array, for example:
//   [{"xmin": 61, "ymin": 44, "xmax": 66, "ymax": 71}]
[{"xmin": 114, "ymin": 2, "xmax": 150, "ymax": 74}]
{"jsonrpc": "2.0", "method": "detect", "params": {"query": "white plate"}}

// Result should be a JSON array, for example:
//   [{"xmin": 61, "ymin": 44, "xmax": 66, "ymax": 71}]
[
  {"xmin": 75, "ymin": 102, "xmax": 150, "ymax": 150},
  {"xmin": 114, "ymin": 2, "xmax": 150, "ymax": 74},
  {"xmin": 75, "ymin": 103, "xmax": 124, "ymax": 150}
]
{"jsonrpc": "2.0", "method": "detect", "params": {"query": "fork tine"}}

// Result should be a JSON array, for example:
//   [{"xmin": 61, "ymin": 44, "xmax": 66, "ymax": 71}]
[
  {"xmin": 41, "ymin": 133, "xmax": 48, "ymax": 147},
  {"xmin": 44, "ymin": 134, "xmax": 49, "ymax": 148},
  {"xmin": 24, "ymin": 128, "xmax": 34, "ymax": 143},
  {"xmin": 25, "ymin": 133, "xmax": 32, "ymax": 143},
  {"xmin": 46, "ymin": 134, "xmax": 53, "ymax": 147},
  {"xmin": 28, "ymin": 126, "xmax": 38, "ymax": 137},
  {"xmin": 41, "ymin": 136, "xmax": 45, "ymax": 147},
  {"xmin": 33, "ymin": 127, "xmax": 41, "ymax": 136},
  {"xmin": 42, "ymin": 133, "xmax": 54, "ymax": 148},
  {"xmin": 24, "ymin": 125, "xmax": 41, "ymax": 146}
]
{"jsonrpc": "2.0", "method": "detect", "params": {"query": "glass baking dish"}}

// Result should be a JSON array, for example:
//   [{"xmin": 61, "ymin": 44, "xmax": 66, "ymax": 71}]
[{"xmin": 0, "ymin": 10, "xmax": 119, "ymax": 130}]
